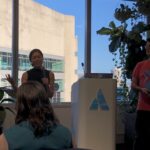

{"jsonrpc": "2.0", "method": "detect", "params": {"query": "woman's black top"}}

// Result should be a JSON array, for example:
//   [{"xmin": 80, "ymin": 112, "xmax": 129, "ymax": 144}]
[{"xmin": 27, "ymin": 68, "xmax": 50, "ymax": 87}]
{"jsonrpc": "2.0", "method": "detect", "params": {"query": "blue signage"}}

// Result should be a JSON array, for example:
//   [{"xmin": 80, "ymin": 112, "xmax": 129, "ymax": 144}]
[{"xmin": 90, "ymin": 89, "xmax": 109, "ymax": 111}]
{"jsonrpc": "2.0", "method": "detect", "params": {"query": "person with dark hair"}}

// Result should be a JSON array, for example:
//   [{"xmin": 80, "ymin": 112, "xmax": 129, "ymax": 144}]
[
  {"xmin": 6, "ymin": 48, "xmax": 55, "ymax": 98},
  {"xmin": 132, "ymin": 38, "xmax": 150, "ymax": 150},
  {"xmin": 22, "ymin": 48, "xmax": 55, "ymax": 98},
  {"xmin": 0, "ymin": 81, "xmax": 73, "ymax": 150}
]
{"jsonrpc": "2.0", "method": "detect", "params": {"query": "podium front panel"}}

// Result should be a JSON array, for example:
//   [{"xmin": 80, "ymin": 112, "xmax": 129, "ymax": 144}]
[{"xmin": 72, "ymin": 78, "xmax": 116, "ymax": 150}]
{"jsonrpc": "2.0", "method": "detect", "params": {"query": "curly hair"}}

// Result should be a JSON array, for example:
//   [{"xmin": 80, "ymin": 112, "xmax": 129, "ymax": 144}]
[{"xmin": 15, "ymin": 81, "xmax": 59, "ymax": 137}]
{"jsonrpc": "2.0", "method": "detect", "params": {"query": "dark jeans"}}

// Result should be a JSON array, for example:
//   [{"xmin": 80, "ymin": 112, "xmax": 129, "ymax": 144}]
[{"xmin": 133, "ymin": 110, "xmax": 150, "ymax": 150}]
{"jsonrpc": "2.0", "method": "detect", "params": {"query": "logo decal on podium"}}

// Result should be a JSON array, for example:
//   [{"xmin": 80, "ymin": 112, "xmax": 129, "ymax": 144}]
[{"xmin": 90, "ymin": 89, "xmax": 109, "ymax": 111}]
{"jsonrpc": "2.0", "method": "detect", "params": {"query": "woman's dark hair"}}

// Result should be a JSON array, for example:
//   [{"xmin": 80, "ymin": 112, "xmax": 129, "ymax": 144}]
[
  {"xmin": 29, "ymin": 49, "xmax": 43, "ymax": 61},
  {"xmin": 15, "ymin": 81, "xmax": 59, "ymax": 137}
]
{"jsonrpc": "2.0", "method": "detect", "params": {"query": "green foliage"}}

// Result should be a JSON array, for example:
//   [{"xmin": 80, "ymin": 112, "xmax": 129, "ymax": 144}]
[
  {"xmin": 97, "ymin": 0, "xmax": 150, "ymax": 112},
  {"xmin": 0, "ymin": 89, "xmax": 15, "ymax": 126},
  {"xmin": 97, "ymin": 21, "xmax": 125, "ymax": 52},
  {"xmin": 97, "ymin": 2, "xmax": 150, "ymax": 78},
  {"xmin": 114, "ymin": 4, "xmax": 135, "ymax": 22},
  {"xmin": 97, "ymin": 27, "xmax": 112, "ymax": 35},
  {"xmin": 136, "ymin": 0, "xmax": 150, "ymax": 15}
]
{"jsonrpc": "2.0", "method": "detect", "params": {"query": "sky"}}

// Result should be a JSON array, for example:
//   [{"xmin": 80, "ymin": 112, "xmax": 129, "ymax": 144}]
[{"xmin": 34, "ymin": 0, "xmax": 132, "ymax": 74}]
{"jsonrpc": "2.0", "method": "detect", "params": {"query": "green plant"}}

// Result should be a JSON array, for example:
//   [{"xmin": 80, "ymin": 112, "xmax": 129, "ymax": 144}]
[
  {"xmin": 136, "ymin": 0, "xmax": 150, "ymax": 16},
  {"xmin": 97, "ymin": 1, "xmax": 150, "ymax": 112},
  {"xmin": 0, "ymin": 88, "xmax": 15, "ymax": 131},
  {"xmin": 114, "ymin": 4, "xmax": 135, "ymax": 22}
]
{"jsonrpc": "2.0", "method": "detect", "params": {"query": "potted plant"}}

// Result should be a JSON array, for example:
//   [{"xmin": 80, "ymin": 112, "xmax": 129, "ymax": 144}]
[{"xmin": 0, "ymin": 88, "xmax": 15, "ymax": 134}]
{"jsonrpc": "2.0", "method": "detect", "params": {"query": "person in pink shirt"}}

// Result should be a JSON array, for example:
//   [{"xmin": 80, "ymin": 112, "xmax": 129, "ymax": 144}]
[{"xmin": 132, "ymin": 38, "xmax": 150, "ymax": 150}]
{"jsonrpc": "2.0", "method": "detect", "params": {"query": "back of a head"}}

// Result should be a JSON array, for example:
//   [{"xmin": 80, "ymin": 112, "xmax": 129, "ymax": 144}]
[
  {"xmin": 15, "ymin": 81, "xmax": 59, "ymax": 136},
  {"xmin": 16, "ymin": 81, "xmax": 50, "ymax": 114}
]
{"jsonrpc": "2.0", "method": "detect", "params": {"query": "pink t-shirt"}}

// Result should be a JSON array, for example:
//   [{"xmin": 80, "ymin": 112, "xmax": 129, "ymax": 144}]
[{"xmin": 132, "ymin": 60, "xmax": 150, "ymax": 111}]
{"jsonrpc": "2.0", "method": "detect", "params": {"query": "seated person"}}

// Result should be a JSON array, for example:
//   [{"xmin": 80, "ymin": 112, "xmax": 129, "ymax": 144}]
[{"xmin": 0, "ymin": 81, "xmax": 73, "ymax": 150}]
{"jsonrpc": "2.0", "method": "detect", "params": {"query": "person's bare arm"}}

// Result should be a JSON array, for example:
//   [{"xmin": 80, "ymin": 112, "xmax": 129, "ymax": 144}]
[
  {"xmin": 5, "ymin": 74, "xmax": 17, "ymax": 91},
  {"xmin": 0, "ymin": 134, "xmax": 8, "ymax": 150},
  {"xmin": 42, "ymin": 71, "xmax": 55, "ymax": 98},
  {"xmin": 21, "ymin": 72, "xmax": 28, "ymax": 84},
  {"xmin": 5, "ymin": 74, "xmax": 17, "ymax": 97}
]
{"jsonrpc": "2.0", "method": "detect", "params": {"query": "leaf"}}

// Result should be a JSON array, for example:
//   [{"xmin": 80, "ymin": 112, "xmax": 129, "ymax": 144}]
[
  {"xmin": 109, "ymin": 36, "xmax": 121, "ymax": 52},
  {"xmin": 120, "ymin": 4, "xmax": 125, "ymax": 9},
  {"xmin": 109, "ymin": 21, "xmax": 116, "ymax": 29},
  {"xmin": 132, "ymin": 22, "xmax": 145, "ymax": 33},
  {"xmin": 97, "ymin": 27, "xmax": 112, "ymax": 35}
]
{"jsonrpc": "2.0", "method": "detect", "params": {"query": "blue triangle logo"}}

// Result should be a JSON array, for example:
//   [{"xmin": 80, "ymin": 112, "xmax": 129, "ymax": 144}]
[
  {"xmin": 90, "ymin": 89, "xmax": 109, "ymax": 111},
  {"xmin": 89, "ymin": 98, "xmax": 99, "ymax": 110}
]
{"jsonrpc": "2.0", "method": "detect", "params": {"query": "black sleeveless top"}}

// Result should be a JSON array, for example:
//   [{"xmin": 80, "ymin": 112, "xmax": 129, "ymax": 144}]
[{"xmin": 27, "ymin": 68, "xmax": 50, "ymax": 86}]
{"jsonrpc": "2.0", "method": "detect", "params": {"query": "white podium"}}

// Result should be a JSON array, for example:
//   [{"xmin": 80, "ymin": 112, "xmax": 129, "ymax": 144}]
[{"xmin": 72, "ymin": 78, "xmax": 116, "ymax": 150}]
